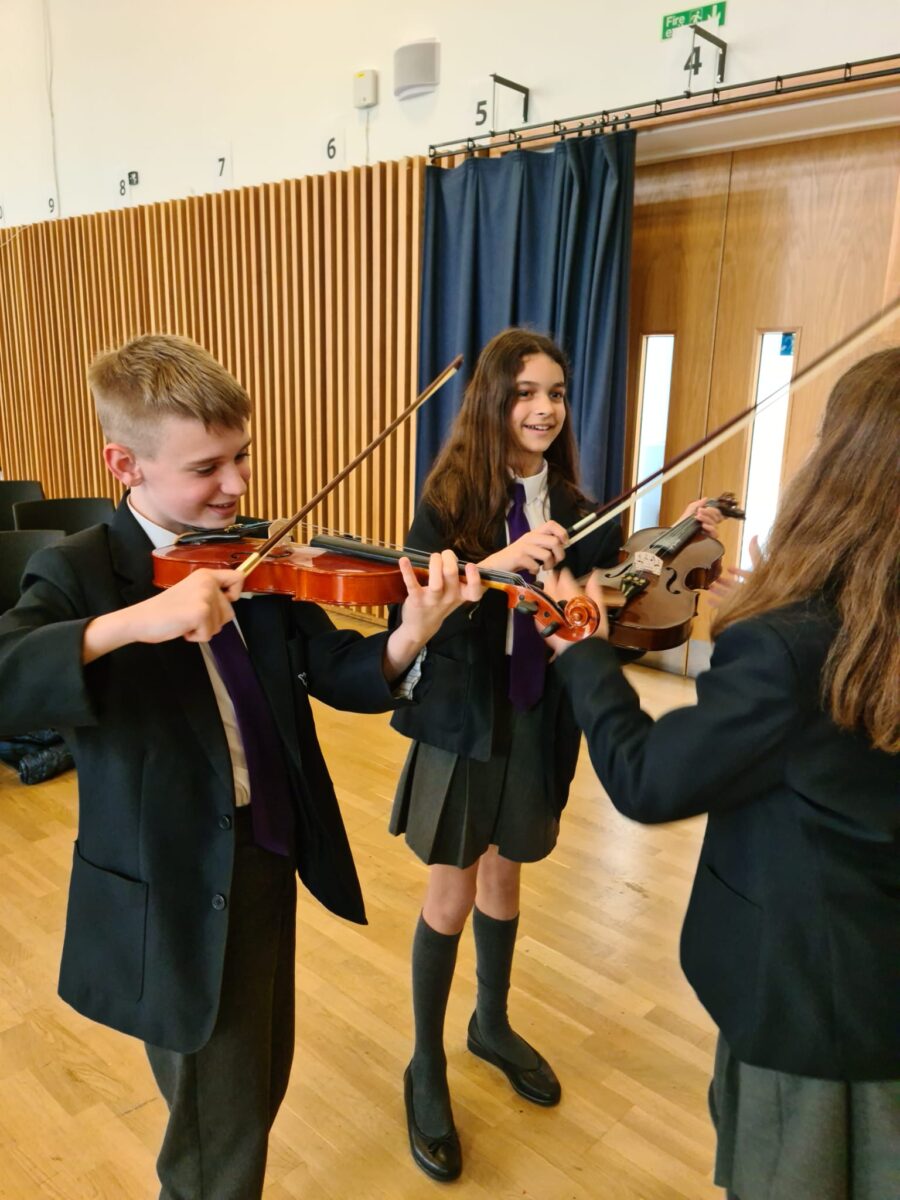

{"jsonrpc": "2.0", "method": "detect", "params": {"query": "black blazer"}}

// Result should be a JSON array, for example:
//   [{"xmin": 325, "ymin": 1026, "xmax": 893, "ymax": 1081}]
[
  {"xmin": 391, "ymin": 482, "xmax": 621, "ymax": 815},
  {"xmin": 555, "ymin": 599, "xmax": 900, "ymax": 1081},
  {"xmin": 0, "ymin": 501, "xmax": 404, "ymax": 1053}
]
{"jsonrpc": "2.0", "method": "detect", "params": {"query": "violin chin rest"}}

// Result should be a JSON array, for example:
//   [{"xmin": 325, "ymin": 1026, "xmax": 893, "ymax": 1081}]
[{"xmin": 174, "ymin": 529, "xmax": 248, "ymax": 545}]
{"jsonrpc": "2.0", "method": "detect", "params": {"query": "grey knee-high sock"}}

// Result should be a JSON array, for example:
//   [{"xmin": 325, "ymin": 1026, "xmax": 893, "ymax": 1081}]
[
  {"xmin": 473, "ymin": 907, "xmax": 539, "ymax": 1069},
  {"xmin": 410, "ymin": 914, "xmax": 461, "ymax": 1137}
]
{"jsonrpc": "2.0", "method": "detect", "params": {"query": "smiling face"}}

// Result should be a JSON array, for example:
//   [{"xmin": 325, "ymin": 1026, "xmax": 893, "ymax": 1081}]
[
  {"xmin": 507, "ymin": 352, "xmax": 567, "ymax": 477},
  {"xmin": 104, "ymin": 415, "xmax": 252, "ymax": 533}
]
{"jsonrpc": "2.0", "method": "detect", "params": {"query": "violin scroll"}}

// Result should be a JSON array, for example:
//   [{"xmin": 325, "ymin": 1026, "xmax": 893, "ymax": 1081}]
[
  {"xmin": 509, "ymin": 578, "xmax": 601, "ymax": 641},
  {"xmin": 710, "ymin": 492, "xmax": 745, "ymax": 521},
  {"xmin": 560, "ymin": 595, "xmax": 602, "ymax": 639}
]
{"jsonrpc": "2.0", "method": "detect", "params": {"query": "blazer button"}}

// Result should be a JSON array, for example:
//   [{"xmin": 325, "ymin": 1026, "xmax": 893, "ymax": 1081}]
[
  {"xmin": 218, "ymin": 814, "xmax": 233, "ymax": 830},
  {"xmin": 211, "ymin": 893, "xmax": 227, "ymax": 911}
]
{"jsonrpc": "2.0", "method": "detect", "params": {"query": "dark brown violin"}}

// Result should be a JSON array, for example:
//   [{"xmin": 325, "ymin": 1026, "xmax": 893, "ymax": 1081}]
[{"xmin": 593, "ymin": 493, "xmax": 745, "ymax": 651}]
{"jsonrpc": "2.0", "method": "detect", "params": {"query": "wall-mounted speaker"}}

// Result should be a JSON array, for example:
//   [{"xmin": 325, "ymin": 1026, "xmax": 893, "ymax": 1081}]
[{"xmin": 394, "ymin": 39, "xmax": 440, "ymax": 100}]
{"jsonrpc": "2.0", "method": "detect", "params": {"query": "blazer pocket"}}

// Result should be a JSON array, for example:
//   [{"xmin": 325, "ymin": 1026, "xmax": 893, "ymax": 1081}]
[
  {"xmin": 60, "ymin": 843, "xmax": 149, "ymax": 1002},
  {"xmin": 421, "ymin": 651, "xmax": 470, "ymax": 734},
  {"xmin": 680, "ymin": 863, "xmax": 762, "ymax": 1043}
]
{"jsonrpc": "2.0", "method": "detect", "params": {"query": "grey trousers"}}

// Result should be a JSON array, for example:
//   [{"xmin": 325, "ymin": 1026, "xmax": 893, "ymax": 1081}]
[{"xmin": 145, "ymin": 809, "xmax": 297, "ymax": 1200}]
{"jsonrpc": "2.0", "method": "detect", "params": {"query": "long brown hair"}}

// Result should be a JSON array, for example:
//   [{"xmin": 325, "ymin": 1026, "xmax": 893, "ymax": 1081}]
[
  {"xmin": 420, "ymin": 328, "xmax": 589, "ymax": 558},
  {"xmin": 712, "ymin": 347, "xmax": 900, "ymax": 752}
]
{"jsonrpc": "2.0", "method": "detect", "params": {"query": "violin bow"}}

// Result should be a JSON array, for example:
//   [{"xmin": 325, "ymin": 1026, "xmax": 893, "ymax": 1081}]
[
  {"xmin": 567, "ymin": 293, "xmax": 900, "ymax": 550},
  {"xmin": 236, "ymin": 354, "xmax": 463, "ymax": 579}
]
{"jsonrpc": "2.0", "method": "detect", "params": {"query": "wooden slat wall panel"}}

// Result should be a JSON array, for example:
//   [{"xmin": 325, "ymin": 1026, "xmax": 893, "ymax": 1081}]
[{"xmin": 0, "ymin": 160, "xmax": 426, "ymax": 612}]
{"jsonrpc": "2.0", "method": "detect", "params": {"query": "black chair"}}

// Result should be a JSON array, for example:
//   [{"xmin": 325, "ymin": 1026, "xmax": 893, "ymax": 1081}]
[
  {"xmin": 13, "ymin": 496, "xmax": 114, "ymax": 535},
  {"xmin": 0, "ymin": 529, "xmax": 66, "ymax": 613},
  {"xmin": 0, "ymin": 529, "xmax": 74, "ymax": 785},
  {"xmin": 0, "ymin": 480, "xmax": 45, "ymax": 530}
]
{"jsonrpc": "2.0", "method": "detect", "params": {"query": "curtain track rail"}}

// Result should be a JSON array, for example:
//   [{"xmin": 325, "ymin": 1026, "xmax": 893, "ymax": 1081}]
[{"xmin": 428, "ymin": 55, "xmax": 900, "ymax": 162}]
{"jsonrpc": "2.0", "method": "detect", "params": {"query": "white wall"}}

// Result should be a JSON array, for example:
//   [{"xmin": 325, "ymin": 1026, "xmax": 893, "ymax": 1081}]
[{"xmin": 1, "ymin": 0, "xmax": 898, "ymax": 227}]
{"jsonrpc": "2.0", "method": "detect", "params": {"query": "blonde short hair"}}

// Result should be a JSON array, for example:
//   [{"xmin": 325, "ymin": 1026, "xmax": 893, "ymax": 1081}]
[{"xmin": 88, "ymin": 334, "xmax": 251, "ymax": 455}]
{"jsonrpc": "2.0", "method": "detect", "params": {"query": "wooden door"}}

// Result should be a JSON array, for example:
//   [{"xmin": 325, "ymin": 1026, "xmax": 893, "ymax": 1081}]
[{"xmin": 627, "ymin": 125, "xmax": 900, "ymax": 673}]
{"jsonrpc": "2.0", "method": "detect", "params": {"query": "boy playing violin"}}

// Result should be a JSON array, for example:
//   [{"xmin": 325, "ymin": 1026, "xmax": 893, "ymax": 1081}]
[{"xmin": 0, "ymin": 333, "xmax": 481, "ymax": 1200}]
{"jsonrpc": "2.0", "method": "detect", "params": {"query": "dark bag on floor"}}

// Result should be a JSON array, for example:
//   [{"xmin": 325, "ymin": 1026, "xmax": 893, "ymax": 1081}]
[{"xmin": 0, "ymin": 730, "xmax": 74, "ymax": 784}]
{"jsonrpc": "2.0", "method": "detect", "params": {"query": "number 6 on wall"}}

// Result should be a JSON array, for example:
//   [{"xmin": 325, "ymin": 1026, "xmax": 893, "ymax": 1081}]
[{"xmin": 324, "ymin": 128, "xmax": 346, "ymax": 167}]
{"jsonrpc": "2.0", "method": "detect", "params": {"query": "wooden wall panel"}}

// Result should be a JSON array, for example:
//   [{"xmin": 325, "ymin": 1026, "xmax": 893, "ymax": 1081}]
[
  {"xmin": 0, "ymin": 160, "xmax": 426, "ymax": 605},
  {"xmin": 626, "ymin": 154, "xmax": 732, "ymax": 529},
  {"xmin": 701, "ymin": 126, "xmax": 900, "ymax": 568},
  {"xmin": 628, "ymin": 125, "xmax": 900, "ymax": 662}
]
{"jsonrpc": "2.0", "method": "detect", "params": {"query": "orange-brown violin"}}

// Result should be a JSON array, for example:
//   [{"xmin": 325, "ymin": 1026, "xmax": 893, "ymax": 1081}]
[{"xmin": 152, "ymin": 532, "xmax": 602, "ymax": 643}]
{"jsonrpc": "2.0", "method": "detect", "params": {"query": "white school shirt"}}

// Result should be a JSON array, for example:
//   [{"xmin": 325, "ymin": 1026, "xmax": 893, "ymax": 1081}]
[
  {"xmin": 504, "ymin": 460, "xmax": 551, "ymax": 655},
  {"xmin": 129, "ymin": 500, "xmax": 251, "ymax": 807}
]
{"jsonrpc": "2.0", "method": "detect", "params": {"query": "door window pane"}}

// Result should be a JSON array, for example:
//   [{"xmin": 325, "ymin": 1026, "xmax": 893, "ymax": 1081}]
[
  {"xmin": 634, "ymin": 335, "xmax": 675, "ymax": 529},
  {"xmin": 741, "ymin": 332, "xmax": 795, "ymax": 567}
]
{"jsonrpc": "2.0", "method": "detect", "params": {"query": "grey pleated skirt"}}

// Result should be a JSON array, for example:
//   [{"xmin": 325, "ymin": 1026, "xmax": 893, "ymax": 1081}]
[
  {"xmin": 710, "ymin": 1036, "xmax": 900, "ymax": 1200},
  {"xmin": 389, "ymin": 701, "xmax": 559, "ymax": 868}
]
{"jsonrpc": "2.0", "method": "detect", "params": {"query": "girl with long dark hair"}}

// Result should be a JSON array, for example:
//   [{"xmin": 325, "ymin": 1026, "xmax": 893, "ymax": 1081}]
[{"xmin": 390, "ymin": 327, "xmax": 721, "ymax": 1181}]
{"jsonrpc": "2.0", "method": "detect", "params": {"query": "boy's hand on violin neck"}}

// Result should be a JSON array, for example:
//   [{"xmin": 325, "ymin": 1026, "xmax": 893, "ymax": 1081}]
[
  {"xmin": 481, "ymin": 520, "xmax": 568, "ymax": 575},
  {"xmin": 82, "ymin": 568, "xmax": 245, "ymax": 662},
  {"xmin": 541, "ymin": 568, "xmax": 609, "ymax": 657},
  {"xmin": 383, "ymin": 551, "xmax": 483, "ymax": 680}
]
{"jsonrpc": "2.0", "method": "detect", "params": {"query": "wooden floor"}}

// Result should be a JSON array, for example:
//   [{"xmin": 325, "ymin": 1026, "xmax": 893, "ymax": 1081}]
[{"xmin": 0, "ymin": 631, "xmax": 722, "ymax": 1200}]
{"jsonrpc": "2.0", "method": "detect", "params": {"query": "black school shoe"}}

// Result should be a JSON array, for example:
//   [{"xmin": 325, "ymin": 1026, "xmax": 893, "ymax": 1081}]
[
  {"xmin": 466, "ymin": 1013, "xmax": 562, "ymax": 1106},
  {"xmin": 403, "ymin": 1065, "xmax": 462, "ymax": 1182}
]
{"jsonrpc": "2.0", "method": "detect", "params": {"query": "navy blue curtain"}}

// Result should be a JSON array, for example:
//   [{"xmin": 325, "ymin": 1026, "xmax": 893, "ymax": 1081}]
[{"xmin": 417, "ymin": 131, "xmax": 635, "ymax": 503}]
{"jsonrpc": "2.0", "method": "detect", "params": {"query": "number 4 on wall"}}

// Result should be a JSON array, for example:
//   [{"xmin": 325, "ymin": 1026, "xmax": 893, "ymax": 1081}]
[{"xmin": 684, "ymin": 22, "xmax": 727, "ymax": 89}]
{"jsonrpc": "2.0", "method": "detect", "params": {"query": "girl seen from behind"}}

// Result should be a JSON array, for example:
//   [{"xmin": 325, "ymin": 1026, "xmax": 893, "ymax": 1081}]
[{"xmin": 546, "ymin": 347, "xmax": 900, "ymax": 1200}]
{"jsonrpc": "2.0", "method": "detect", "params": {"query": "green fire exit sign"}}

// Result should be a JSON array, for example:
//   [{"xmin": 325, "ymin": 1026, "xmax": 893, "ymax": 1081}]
[{"xmin": 662, "ymin": 3, "xmax": 727, "ymax": 39}]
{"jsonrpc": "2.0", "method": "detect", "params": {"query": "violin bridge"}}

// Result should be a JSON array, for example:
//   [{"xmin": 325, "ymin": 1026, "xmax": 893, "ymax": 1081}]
[{"xmin": 632, "ymin": 551, "xmax": 663, "ymax": 576}]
